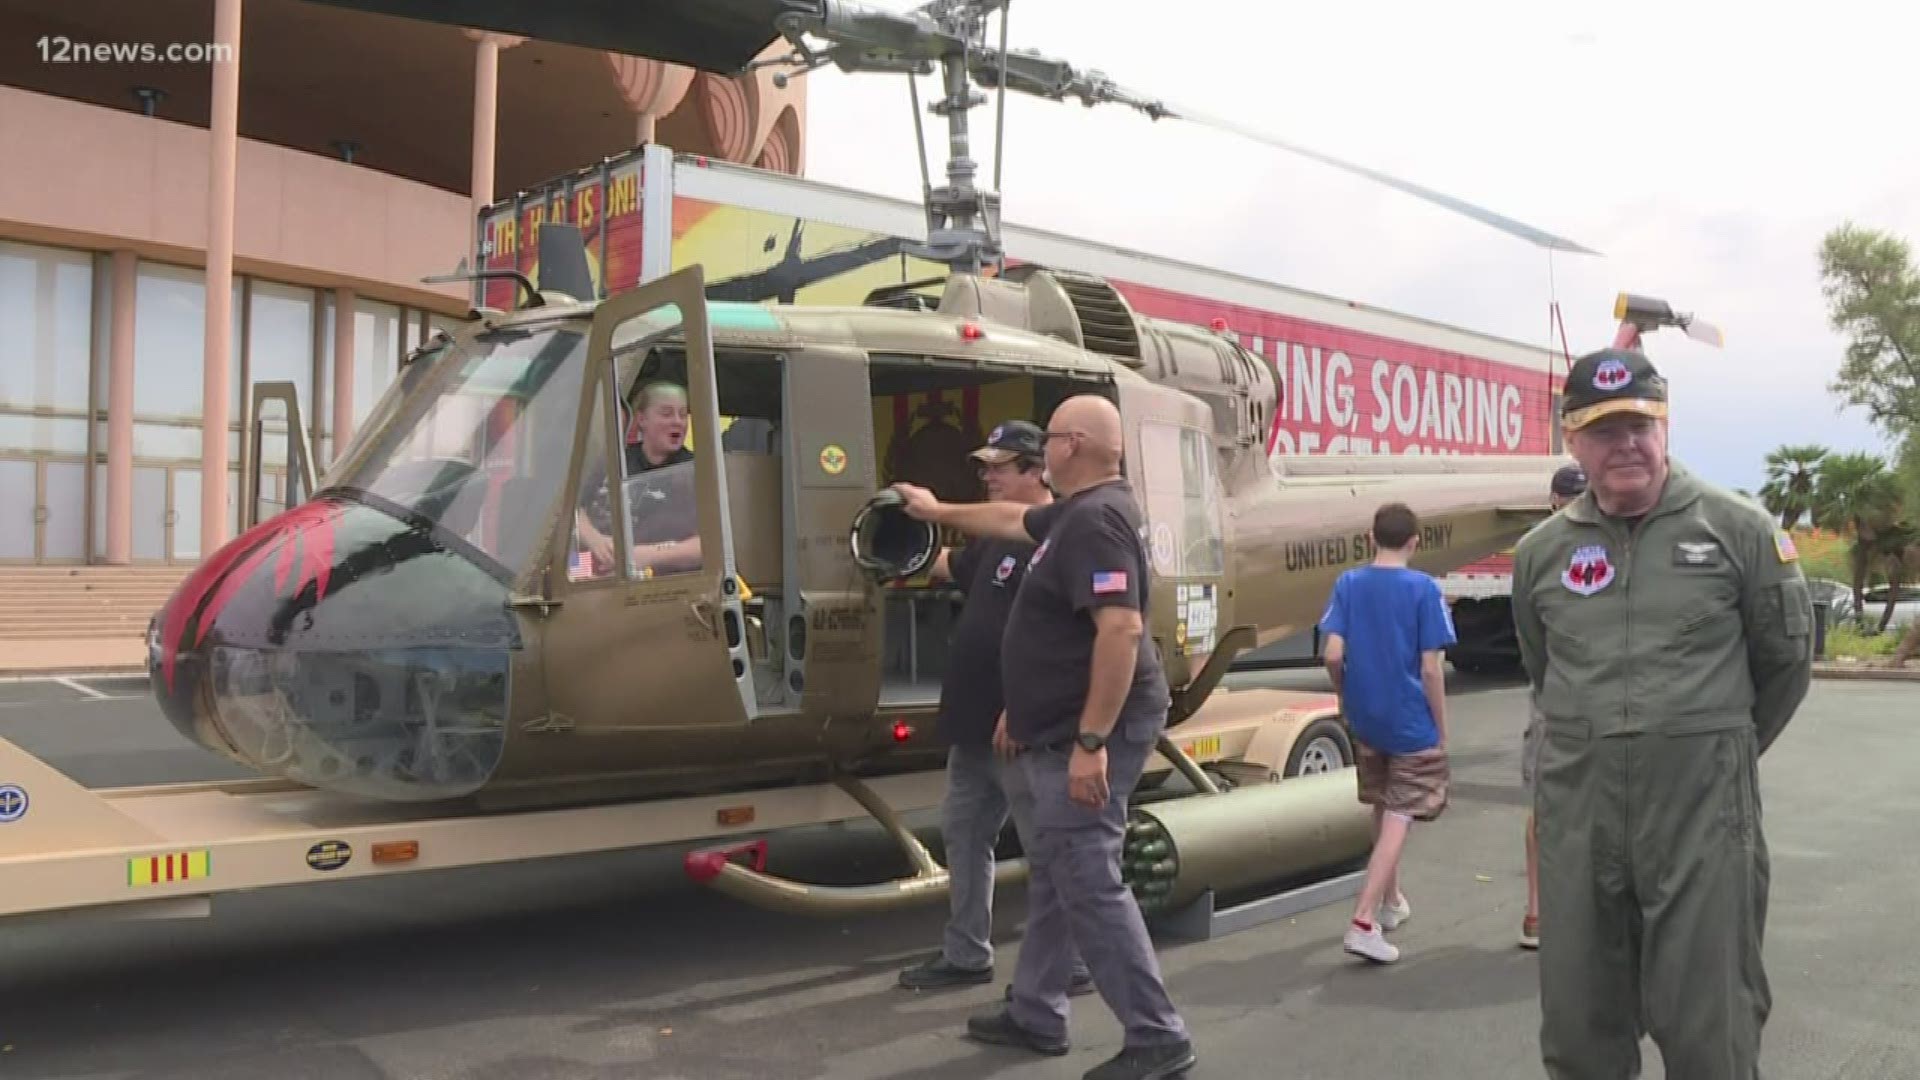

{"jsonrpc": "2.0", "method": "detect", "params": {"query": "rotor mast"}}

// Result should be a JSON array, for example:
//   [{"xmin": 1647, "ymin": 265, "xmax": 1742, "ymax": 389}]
[{"xmin": 767, "ymin": 0, "xmax": 1028, "ymax": 275}]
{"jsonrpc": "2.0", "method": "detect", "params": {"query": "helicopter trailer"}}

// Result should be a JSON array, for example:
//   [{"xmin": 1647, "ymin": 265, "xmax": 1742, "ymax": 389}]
[{"xmin": 0, "ymin": 687, "xmax": 1371, "ymax": 937}]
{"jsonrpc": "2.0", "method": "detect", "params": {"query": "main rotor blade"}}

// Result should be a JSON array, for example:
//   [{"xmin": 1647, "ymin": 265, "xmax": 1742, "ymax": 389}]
[
  {"xmin": 1159, "ymin": 100, "xmax": 1600, "ymax": 256},
  {"xmin": 295, "ymin": 0, "xmax": 812, "ymax": 75},
  {"xmin": 968, "ymin": 43, "xmax": 1598, "ymax": 256}
]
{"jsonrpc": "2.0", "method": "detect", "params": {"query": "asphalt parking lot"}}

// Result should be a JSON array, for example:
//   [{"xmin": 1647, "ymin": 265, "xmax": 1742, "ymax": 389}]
[{"xmin": 0, "ymin": 669, "xmax": 1915, "ymax": 1079}]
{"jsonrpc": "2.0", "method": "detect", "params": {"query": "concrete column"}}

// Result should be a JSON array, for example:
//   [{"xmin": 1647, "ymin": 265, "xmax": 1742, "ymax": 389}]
[
  {"xmin": 607, "ymin": 54, "xmax": 693, "ymax": 150},
  {"xmin": 201, "ymin": 0, "xmax": 243, "ymax": 553},
  {"xmin": 105, "ymin": 250, "xmax": 136, "ymax": 565},
  {"xmin": 470, "ymin": 35, "xmax": 499, "ymax": 216},
  {"xmin": 331, "ymin": 287, "xmax": 354, "ymax": 457}
]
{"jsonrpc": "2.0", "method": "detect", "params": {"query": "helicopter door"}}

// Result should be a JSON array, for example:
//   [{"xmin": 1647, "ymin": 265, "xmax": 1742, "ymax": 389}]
[
  {"xmin": 1115, "ymin": 380, "xmax": 1229, "ymax": 692},
  {"xmin": 241, "ymin": 380, "xmax": 317, "ymax": 528},
  {"xmin": 536, "ymin": 267, "xmax": 754, "ymax": 740}
]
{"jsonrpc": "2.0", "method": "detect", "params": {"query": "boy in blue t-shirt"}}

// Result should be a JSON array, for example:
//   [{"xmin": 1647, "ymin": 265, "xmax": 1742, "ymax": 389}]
[{"xmin": 1317, "ymin": 501, "xmax": 1455, "ymax": 964}]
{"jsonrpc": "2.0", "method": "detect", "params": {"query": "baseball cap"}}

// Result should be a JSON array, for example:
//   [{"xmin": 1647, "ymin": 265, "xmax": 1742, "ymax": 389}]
[
  {"xmin": 1560, "ymin": 348, "xmax": 1668, "ymax": 431},
  {"xmin": 1551, "ymin": 463, "xmax": 1588, "ymax": 498},
  {"xmin": 969, "ymin": 420, "xmax": 1045, "ymax": 465}
]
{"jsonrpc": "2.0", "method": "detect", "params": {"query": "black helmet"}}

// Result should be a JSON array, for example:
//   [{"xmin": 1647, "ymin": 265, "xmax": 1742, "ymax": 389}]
[{"xmin": 849, "ymin": 489, "xmax": 938, "ymax": 581}]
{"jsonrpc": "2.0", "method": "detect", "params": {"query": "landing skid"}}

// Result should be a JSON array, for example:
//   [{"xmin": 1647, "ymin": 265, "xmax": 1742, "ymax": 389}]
[{"xmin": 685, "ymin": 707, "xmax": 1377, "ymax": 944}]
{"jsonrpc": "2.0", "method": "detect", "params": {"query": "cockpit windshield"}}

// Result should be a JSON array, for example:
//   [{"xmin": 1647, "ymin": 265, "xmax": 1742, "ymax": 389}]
[{"xmin": 323, "ymin": 323, "xmax": 589, "ymax": 576}]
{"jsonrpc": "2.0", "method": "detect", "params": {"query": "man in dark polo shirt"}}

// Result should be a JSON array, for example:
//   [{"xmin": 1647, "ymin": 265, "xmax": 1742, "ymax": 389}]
[
  {"xmin": 897, "ymin": 421, "xmax": 1092, "ymax": 998},
  {"xmin": 893, "ymin": 394, "xmax": 1195, "ymax": 1080}
]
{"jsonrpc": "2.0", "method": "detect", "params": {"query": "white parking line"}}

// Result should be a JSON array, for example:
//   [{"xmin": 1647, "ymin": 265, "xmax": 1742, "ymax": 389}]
[{"xmin": 54, "ymin": 677, "xmax": 111, "ymax": 700}]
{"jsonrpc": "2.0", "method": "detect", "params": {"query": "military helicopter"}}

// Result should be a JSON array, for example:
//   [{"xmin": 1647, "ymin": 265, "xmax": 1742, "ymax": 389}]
[{"xmin": 113, "ymin": 0, "xmax": 1610, "ymax": 921}]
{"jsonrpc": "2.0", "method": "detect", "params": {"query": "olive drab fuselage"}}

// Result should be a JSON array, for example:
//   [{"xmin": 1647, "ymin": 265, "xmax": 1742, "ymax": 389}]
[{"xmin": 151, "ymin": 265, "xmax": 1571, "ymax": 809}]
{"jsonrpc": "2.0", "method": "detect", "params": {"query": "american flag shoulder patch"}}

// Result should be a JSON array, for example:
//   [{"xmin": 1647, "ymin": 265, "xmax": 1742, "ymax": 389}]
[{"xmin": 1091, "ymin": 570, "xmax": 1128, "ymax": 594}]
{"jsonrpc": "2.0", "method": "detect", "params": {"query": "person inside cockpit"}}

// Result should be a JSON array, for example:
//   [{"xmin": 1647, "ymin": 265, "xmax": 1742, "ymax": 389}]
[{"xmin": 574, "ymin": 379, "xmax": 703, "ymax": 578}]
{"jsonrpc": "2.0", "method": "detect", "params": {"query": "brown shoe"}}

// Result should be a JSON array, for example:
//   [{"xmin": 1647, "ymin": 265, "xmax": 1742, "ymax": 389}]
[{"xmin": 1519, "ymin": 914, "xmax": 1539, "ymax": 950}]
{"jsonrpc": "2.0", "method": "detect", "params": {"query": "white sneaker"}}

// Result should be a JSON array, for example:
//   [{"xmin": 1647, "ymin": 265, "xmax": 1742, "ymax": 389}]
[
  {"xmin": 1378, "ymin": 894, "xmax": 1411, "ymax": 931},
  {"xmin": 1344, "ymin": 923, "xmax": 1401, "ymax": 963}
]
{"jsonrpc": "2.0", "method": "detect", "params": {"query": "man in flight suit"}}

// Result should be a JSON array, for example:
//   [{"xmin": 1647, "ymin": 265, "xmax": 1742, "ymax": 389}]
[
  {"xmin": 1512, "ymin": 348, "xmax": 1814, "ymax": 1079},
  {"xmin": 893, "ymin": 394, "xmax": 1195, "ymax": 1080},
  {"xmin": 897, "ymin": 420, "xmax": 1094, "ymax": 998}
]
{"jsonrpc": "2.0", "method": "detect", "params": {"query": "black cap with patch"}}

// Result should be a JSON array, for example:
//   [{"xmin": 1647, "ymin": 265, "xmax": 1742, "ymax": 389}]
[
  {"xmin": 970, "ymin": 420, "xmax": 1045, "ymax": 465},
  {"xmin": 1560, "ymin": 348, "xmax": 1668, "ymax": 431},
  {"xmin": 1551, "ymin": 463, "xmax": 1587, "ymax": 498}
]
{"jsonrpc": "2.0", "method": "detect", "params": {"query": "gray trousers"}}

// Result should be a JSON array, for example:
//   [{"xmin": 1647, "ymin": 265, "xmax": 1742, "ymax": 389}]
[
  {"xmin": 940, "ymin": 742, "xmax": 1089, "ymax": 979},
  {"xmin": 1006, "ymin": 736, "xmax": 1188, "ymax": 1048},
  {"xmin": 1537, "ymin": 726, "xmax": 1770, "ymax": 1080}
]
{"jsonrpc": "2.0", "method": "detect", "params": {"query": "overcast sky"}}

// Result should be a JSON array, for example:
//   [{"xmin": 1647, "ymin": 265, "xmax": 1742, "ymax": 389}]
[{"xmin": 796, "ymin": 0, "xmax": 1918, "ymax": 493}]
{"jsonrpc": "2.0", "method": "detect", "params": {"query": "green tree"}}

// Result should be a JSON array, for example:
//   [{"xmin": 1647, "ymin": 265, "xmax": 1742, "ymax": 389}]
[
  {"xmin": 1758, "ymin": 444, "xmax": 1828, "ymax": 529},
  {"xmin": 1889, "ymin": 437, "xmax": 1920, "ymax": 664},
  {"xmin": 1867, "ymin": 524, "xmax": 1920, "ymax": 633},
  {"xmin": 1815, "ymin": 223, "xmax": 1920, "ymax": 661},
  {"xmin": 1811, "ymin": 451, "xmax": 1901, "ymax": 623},
  {"xmin": 1819, "ymin": 223, "xmax": 1920, "ymax": 436}
]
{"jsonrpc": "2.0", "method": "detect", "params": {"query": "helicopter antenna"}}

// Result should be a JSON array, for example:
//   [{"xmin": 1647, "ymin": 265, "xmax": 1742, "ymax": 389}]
[{"xmin": 766, "ymin": 0, "xmax": 1598, "ymax": 274}]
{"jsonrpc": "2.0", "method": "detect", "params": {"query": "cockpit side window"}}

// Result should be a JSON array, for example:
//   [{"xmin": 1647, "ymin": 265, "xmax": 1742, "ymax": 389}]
[{"xmin": 568, "ymin": 314, "xmax": 708, "ymax": 584}]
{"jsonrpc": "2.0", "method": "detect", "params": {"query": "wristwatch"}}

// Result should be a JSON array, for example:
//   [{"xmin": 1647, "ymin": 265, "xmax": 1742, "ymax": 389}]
[{"xmin": 1074, "ymin": 731, "xmax": 1107, "ymax": 752}]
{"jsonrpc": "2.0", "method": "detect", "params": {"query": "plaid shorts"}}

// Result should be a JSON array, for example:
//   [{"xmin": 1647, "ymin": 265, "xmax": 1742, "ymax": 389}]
[{"xmin": 1356, "ymin": 743, "xmax": 1450, "ymax": 822}]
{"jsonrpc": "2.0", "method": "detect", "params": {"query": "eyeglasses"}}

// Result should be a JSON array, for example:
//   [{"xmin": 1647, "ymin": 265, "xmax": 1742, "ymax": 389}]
[{"xmin": 1041, "ymin": 429, "xmax": 1082, "ymax": 442}]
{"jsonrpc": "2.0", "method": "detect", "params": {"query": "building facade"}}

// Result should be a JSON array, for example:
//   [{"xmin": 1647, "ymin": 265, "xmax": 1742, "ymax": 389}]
[{"xmin": 1, "ymin": 0, "xmax": 805, "ymax": 566}]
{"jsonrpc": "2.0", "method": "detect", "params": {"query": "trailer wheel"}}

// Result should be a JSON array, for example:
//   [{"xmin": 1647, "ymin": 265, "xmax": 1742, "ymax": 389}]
[{"xmin": 1284, "ymin": 718, "xmax": 1353, "ymax": 777}]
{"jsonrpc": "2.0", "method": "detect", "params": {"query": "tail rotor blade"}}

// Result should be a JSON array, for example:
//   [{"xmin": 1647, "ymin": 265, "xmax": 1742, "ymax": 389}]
[{"xmin": 1682, "ymin": 317, "xmax": 1726, "ymax": 348}]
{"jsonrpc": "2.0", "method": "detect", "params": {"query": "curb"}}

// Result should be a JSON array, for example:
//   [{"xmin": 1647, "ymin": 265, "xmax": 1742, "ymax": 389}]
[
  {"xmin": 0, "ymin": 666, "xmax": 149, "ymax": 681},
  {"xmin": 1812, "ymin": 662, "xmax": 1920, "ymax": 682}
]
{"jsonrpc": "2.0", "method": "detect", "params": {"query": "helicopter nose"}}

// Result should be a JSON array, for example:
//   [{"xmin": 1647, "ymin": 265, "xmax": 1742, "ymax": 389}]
[{"xmin": 150, "ymin": 495, "xmax": 522, "ymax": 802}]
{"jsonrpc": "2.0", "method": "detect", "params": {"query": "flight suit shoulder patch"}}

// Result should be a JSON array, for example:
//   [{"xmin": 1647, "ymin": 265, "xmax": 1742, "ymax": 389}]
[{"xmin": 1773, "ymin": 529, "xmax": 1799, "ymax": 563}]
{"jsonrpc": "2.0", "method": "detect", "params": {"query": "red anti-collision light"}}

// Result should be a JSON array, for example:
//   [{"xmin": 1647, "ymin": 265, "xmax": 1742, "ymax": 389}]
[
  {"xmin": 892, "ymin": 719, "xmax": 914, "ymax": 742},
  {"xmin": 1210, "ymin": 317, "xmax": 1229, "ymax": 332},
  {"xmin": 959, "ymin": 323, "xmax": 984, "ymax": 341}
]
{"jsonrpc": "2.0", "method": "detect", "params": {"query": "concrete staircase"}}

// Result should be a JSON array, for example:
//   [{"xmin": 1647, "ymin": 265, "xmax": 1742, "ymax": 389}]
[{"xmin": 0, "ymin": 566, "xmax": 187, "ymax": 672}]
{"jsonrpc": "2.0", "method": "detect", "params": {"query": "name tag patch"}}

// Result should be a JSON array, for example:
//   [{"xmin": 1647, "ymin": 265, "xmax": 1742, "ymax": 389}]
[{"xmin": 1673, "ymin": 540, "xmax": 1721, "ymax": 568}]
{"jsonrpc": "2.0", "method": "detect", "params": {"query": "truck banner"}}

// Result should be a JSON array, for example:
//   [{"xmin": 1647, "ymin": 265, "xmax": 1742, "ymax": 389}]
[
  {"xmin": 670, "ymin": 197, "xmax": 946, "ymax": 307},
  {"xmin": 1106, "ymin": 282, "xmax": 1557, "ymax": 458},
  {"xmin": 475, "ymin": 155, "xmax": 645, "ymax": 310}
]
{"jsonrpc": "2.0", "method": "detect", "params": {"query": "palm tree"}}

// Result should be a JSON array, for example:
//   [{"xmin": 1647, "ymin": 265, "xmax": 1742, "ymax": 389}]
[
  {"xmin": 1812, "ymin": 451, "xmax": 1901, "ymax": 624},
  {"xmin": 1759, "ymin": 445, "xmax": 1828, "ymax": 529}
]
